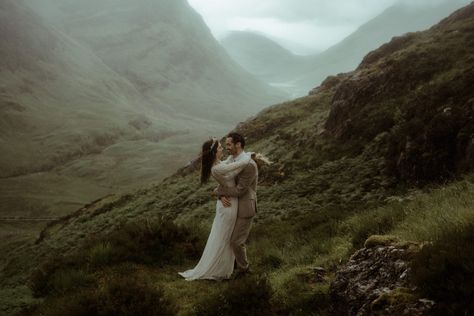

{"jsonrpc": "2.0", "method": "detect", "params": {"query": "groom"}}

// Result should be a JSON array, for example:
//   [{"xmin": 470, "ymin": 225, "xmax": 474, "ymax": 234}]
[{"xmin": 214, "ymin": 132, "xmax": 258, "ymax": 275}]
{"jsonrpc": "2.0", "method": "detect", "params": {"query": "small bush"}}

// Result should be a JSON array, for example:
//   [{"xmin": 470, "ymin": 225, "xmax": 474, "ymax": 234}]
[
  {"xmin": 259, "ymin": 253, "xmax": 284, "ymax": 270},
  {"xmin": 411, "ymin": 222, "xmax": 474, "ymax": 315},
  {"xmin": 30, "ymin": 276, "xmax": 175, "ymax": 316},
  {"xmin": 285, "ymin": 285, "xmax": 331, "ymax": 316},
  {"xmin": 348, "ymin": 203, "xmax": 406, "ymax": 249},
  {"xmin": 47, "ymin": 268, "xmax": 94, "ymax": 296},
  {"xmin": 97, "ymin": 276, "xmax": 175, "ymax": 316},
  {"xmin": 274, "ymin": 271, "xmax": 331, "ymax": 316},
  {"xmin": 87, "ymin": 241, "xmax": 114, "ymax": 267},
  {"xmin": 100, "ymin": 217, "xmax": 202, "ymax": 266},
  {"xmin": 29, "ymin": 218, "xmax": 202, "ymax": 298},
  {"xmin": 29, "ymin": 253, "xmax": 86, "ymax": 298},
  {"xmin": 34, "ymin": 289, "xmax": 99, "ymax": 316},
  {"xmin": 193, "ymin": 275, "xmax": 274, "ymax": 316}
]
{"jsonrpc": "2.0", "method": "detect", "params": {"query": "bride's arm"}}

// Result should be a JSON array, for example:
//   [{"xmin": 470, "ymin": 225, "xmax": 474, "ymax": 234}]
[
  {"xmin": 211, "ymin": 155, "xmax": 251, "ymax": 185},
  {"xmin": 215, "ymin": 161, "xmax": 257, "ymax": 198}
]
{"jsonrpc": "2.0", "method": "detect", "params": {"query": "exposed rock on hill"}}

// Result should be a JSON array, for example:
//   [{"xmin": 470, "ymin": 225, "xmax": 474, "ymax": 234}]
[
  {"xmin": 330, "ymin": 235, "xmax": 434, "ymax": 316},
  {"xmin": 323, "ymin": 3, "xmax": 474, "ymax": 183}
]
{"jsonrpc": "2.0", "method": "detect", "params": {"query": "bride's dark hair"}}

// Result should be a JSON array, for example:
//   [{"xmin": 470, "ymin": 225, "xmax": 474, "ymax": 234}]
[{"xmin": 201, "ymin": 138, "xmax": 218, "ymax": 185}]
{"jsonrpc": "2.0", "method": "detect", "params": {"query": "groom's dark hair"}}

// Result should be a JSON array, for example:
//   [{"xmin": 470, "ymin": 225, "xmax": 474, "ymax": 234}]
[{"xmin": 227, "ymin": 132, "xmax": 245, "ymax": 148}]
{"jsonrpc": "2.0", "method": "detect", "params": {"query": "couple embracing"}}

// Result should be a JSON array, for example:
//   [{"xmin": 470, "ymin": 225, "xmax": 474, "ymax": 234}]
[{"xmin": 179, "ymin": 132, "xmax": 262, "ymax": 281}]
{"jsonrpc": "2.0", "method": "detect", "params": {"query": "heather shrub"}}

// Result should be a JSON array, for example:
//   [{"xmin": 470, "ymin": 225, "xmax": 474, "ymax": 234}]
[
  {"xmin": 411, "ymin": 222, "xmax": 474, "ymax": 315},
  {"xmin": 29, "ymin": 218, "xmax": 202, "ymax": 298},
  {"xmin": 27, "ymin": 275, "xmax": 175, "ymax": 316},
  {"xmin": 193, "ymin": 275, "xmax": 274, "ymax": 316}
]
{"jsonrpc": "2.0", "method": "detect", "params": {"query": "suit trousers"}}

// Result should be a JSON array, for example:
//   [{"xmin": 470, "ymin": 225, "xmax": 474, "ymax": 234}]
[{"xmin": 230, "ymin": 216, "xmax": 253, "ymax": 270}]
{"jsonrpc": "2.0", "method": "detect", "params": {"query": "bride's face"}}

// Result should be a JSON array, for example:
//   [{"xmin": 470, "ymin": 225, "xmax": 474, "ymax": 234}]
[{"xmin": 215, "ymin": 142, "xmax": 224, "ymax": 160}]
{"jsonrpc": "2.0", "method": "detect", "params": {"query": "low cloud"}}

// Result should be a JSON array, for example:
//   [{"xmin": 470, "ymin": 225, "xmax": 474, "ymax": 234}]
[{"xmin": 188, "ymin": 0, "xmax": 469, "ymax": 54}]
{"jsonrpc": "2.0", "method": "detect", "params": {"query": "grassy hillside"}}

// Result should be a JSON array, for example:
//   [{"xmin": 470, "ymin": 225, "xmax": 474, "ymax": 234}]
[
  {"xmin": 0, "ymin": 0, "xmax": 164, "ymax": 178},
  {"xmin": 1, "ymin": 2, "xmax": 473, "ymax": 315},
  {"xmin": 0, "ymin": 0, "xmax": 191, "ymax": 220}
]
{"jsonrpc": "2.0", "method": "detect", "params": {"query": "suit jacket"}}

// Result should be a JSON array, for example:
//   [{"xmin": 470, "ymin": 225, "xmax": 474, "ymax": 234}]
[{"xmin": 216, "ymin": 157, "xmax": 258, "ymax": 218}]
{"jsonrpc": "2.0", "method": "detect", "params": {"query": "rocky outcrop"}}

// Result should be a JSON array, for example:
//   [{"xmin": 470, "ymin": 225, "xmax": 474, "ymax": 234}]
[
  {"xmin": 309, "ymin": 73, "xmax": 348, "ymax": 95},
  {"xmin": 323, "ymin": 3, "xmax": 474, "ymax": 184},
  {"xmin": 330, "ymin": 235, "xmax": 435, "ymax": 316}
]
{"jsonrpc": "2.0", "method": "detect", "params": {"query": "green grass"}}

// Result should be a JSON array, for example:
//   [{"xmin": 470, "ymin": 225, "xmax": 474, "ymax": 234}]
[
  {"xmin": 2, "ymin": 4, "xmax": 474, "ymax": 314},
  {"xmin": 15, "ymin": 173, "xmax": 471, "ymax": 315},
  {"xmin": 410, "ymin": 222, "xmax": 474, "ymax": 315},
  {"xmin": 393, "ymin": 178, "xmax": 474, "ymax": 241}
]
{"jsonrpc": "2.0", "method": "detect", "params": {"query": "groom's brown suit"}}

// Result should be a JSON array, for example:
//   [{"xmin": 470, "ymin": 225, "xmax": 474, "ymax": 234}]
[{"xmin": 216, "ymin": 156, "xmax": 258, "ymax": 270}]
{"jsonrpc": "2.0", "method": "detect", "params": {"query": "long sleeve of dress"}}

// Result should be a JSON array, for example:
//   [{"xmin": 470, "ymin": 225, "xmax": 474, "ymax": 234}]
[
  {"xmin": 211, "ymin": 154, "xmax": 251, "ymax": 186},
  {"xmin": 215, "ymin": 161, "xmax": 257, "ymax": 198}
]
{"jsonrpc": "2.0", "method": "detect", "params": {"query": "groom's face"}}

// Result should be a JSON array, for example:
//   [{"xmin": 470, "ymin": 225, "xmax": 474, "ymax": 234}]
[{"xmin": 225, "ymin": 137, "xmax": 239, "ymax": 156}]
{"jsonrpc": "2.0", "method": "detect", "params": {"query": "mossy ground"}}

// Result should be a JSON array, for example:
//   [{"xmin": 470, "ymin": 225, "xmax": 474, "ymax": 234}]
[
  {"xmin": 2, "ymin": 5, "xmax": 474, "ymax": 314},
  {"xmin": 2, "ymin": 83, "xmax": 473, "ymax": 315}
]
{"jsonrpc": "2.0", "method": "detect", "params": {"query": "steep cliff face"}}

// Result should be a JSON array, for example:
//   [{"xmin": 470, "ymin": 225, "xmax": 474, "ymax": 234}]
[{"xmin": 324, "ymin": 3, "xmax": 474, "ymax": 183}]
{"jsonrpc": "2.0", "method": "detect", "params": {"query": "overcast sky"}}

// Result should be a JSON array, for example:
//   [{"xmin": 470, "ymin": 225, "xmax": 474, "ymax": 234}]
[{"xmin": 187, "ymin": 0, "xmax": 457, "ymax": 55}]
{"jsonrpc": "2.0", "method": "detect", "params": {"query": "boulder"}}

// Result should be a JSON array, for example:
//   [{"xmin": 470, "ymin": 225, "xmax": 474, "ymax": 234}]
[{"xmin": 330, "ymin": 235, "xmax": 434, "ymax": 315}]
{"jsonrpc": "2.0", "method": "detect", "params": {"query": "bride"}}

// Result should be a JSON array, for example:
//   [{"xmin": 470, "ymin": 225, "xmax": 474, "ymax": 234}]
[{"xmin": 178, "ymin": 137, "xmax": 252, "ymax": 280}]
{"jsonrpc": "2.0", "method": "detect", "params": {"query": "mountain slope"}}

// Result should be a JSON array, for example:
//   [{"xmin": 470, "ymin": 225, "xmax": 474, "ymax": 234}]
[
  {"xmin": 296, "ymin": 0, "xmax": 471, "ymax": 94},
  {"xmin": 0, "ymin": 0, "xmax": 204, "ymax": 219},
  {"xmin": 220, "ymin": 1, "xmax": 470, "ymax": 98},
  {"xmin": 26, "ymin": 0, "xmax": 283, "ymax": 124},
  {"xmin": 0, "ymin": 0, "xmax": 173, "ymax": 178},
  {"xmin": 0, "ymin": 0, "xmax": 284, "ymax": 220},
  {"xmin": 220, "ymin": 31, "xmax": 307, "ymax": 90},
  {"xmin": 1, "ymin": 2, "xmax": 473, "ymax": 315}
]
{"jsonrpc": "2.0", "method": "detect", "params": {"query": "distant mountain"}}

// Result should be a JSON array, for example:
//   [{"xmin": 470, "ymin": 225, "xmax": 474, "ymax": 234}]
[
  {"xmin": 0, "ymin": 0, "xmax": 201, "ymax": 218},
  {"xmin": 297, "ymin": 0, "xmax": 471, "ymax": 94},
  {"xmin": 219, "ymin": 1, "xmax": 471, "ymax": 98},
  {"xmin": 0, "ymin": 0, "xmax": 162, "ymax": 178},
  {"xmin": 25, "ymin": 0, "xmax": 282, "ymax": 124},
  {"xmin": 220, "ymin": 31, "xmax": 307, "ymax": 94}
]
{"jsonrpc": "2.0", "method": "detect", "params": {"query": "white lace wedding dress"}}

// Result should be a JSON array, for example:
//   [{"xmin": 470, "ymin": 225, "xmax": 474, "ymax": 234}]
[{"xmin": 178, "ymin": 153, "xmax": 251, "ymax": 280}]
